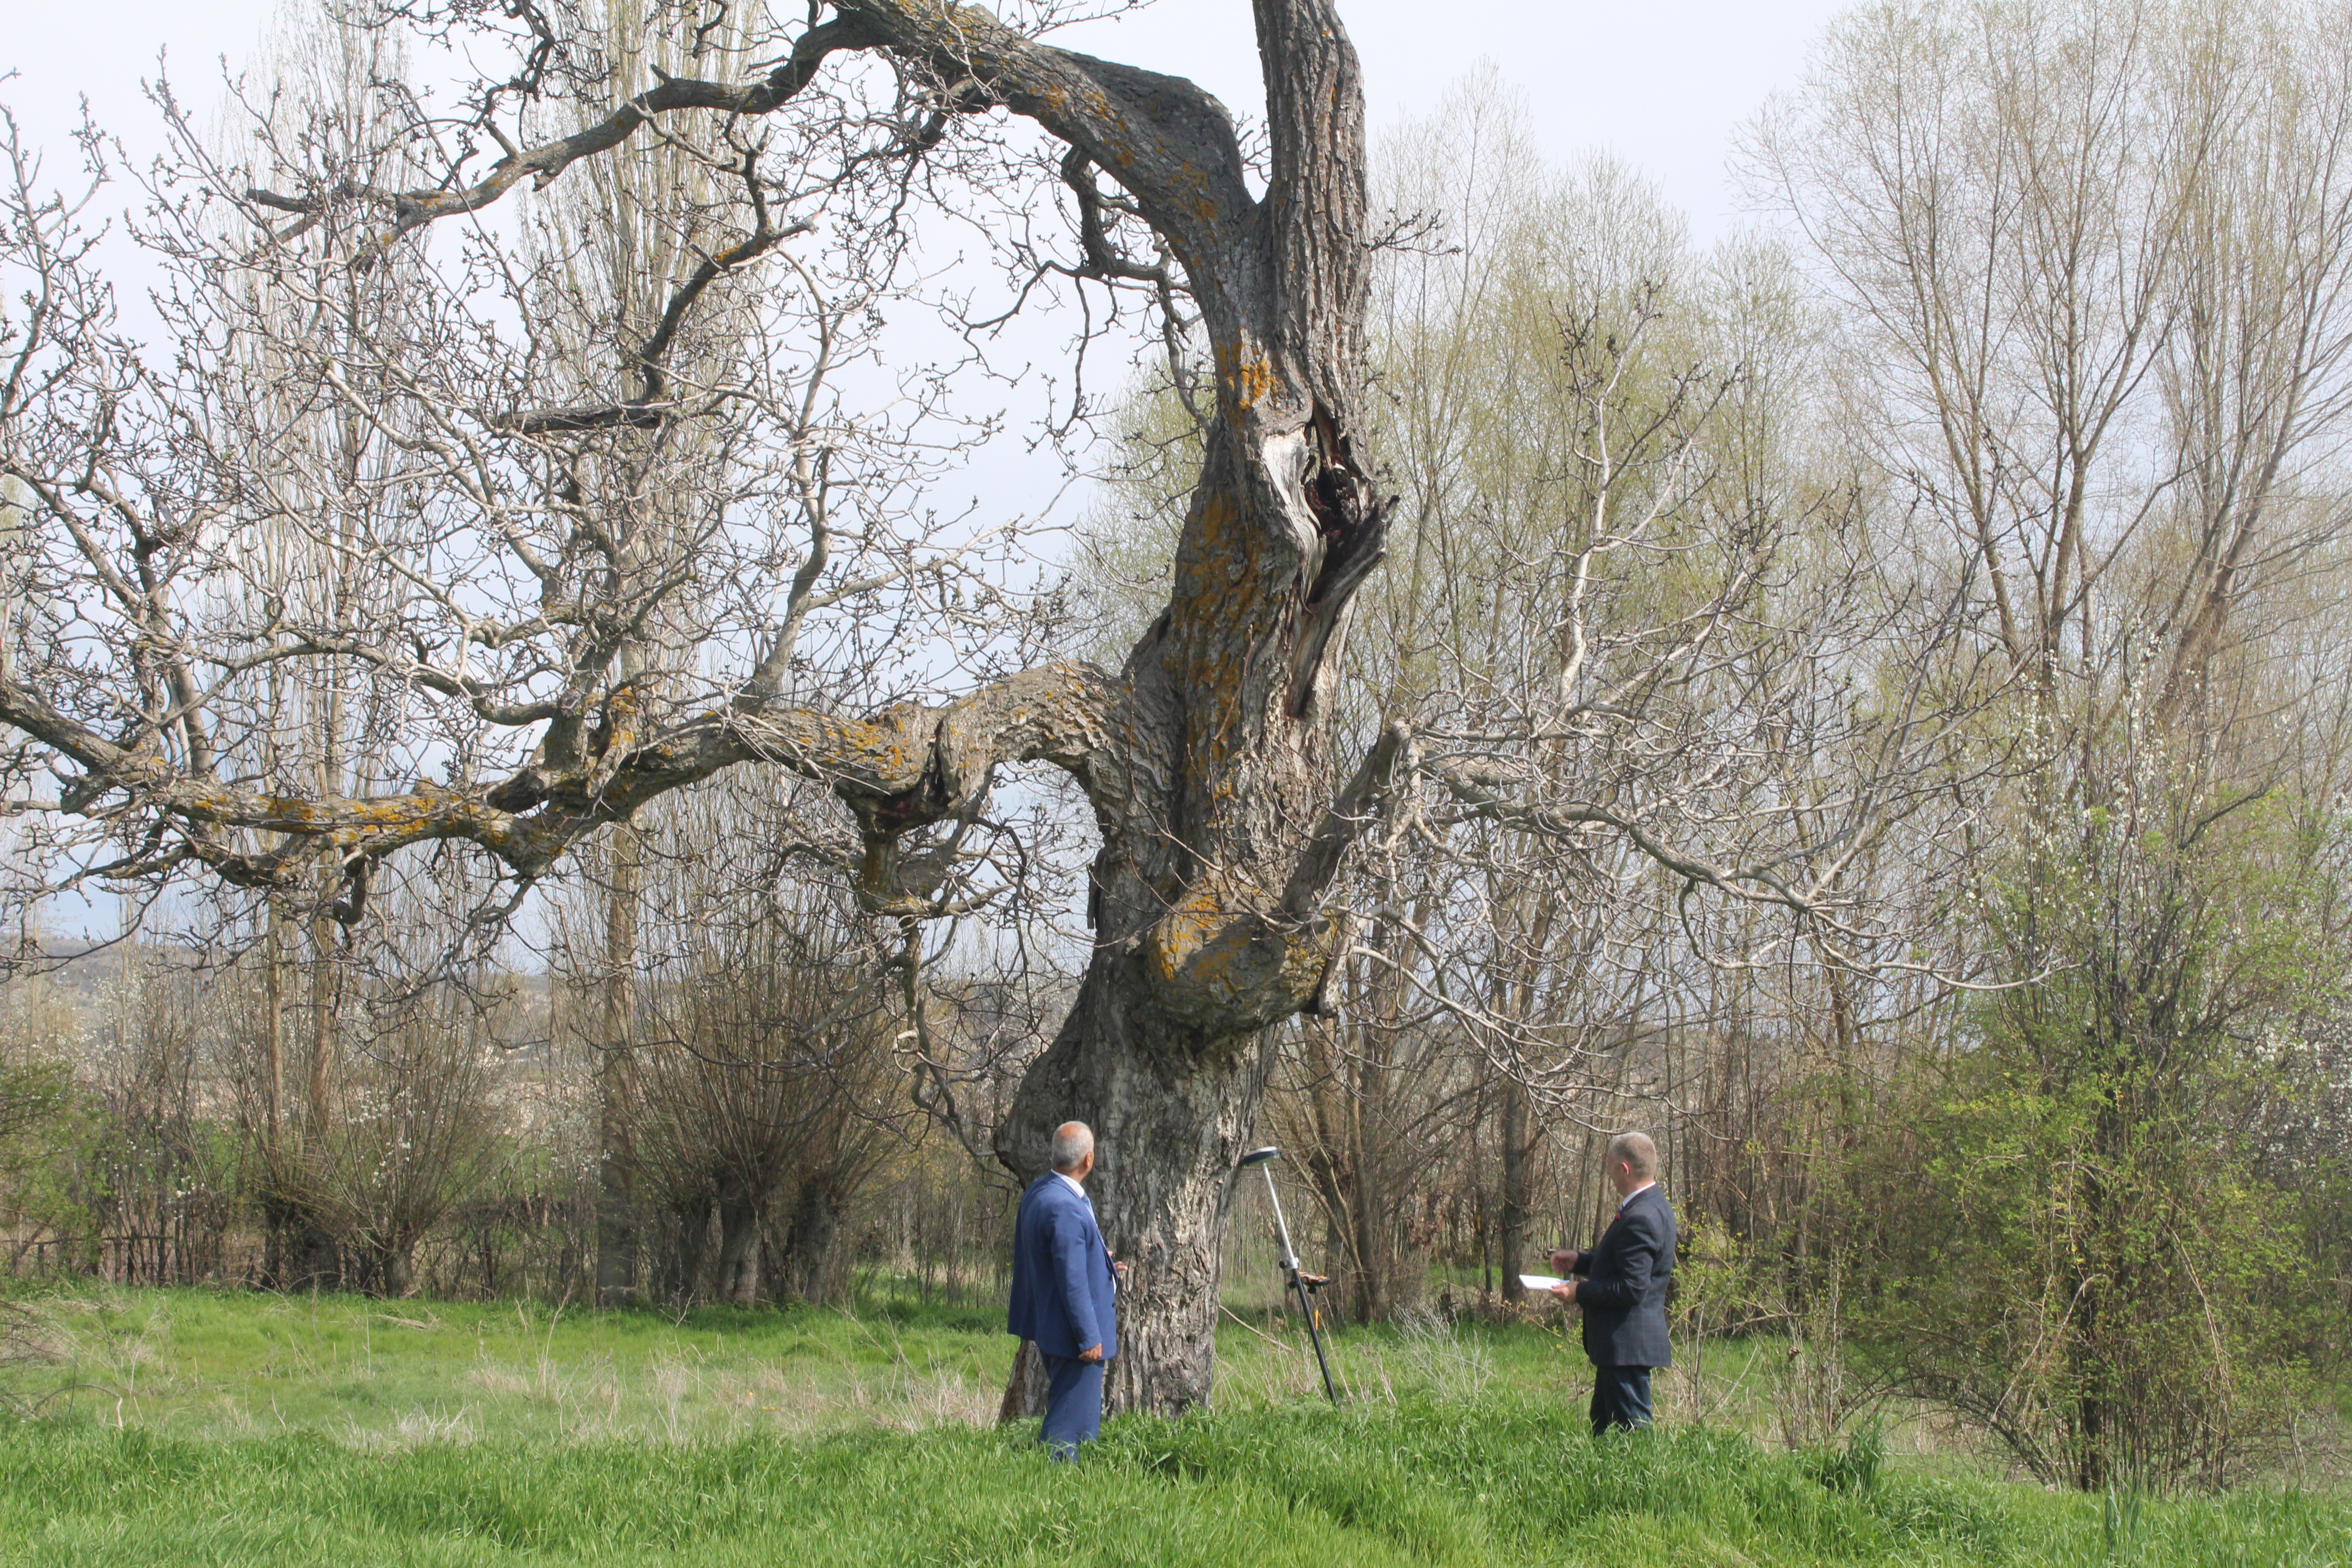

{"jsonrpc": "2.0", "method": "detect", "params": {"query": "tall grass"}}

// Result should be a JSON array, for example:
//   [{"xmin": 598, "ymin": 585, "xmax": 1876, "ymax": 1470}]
[{"xmin": 2, "ymin": 1401, "xmax": 2346, "ymax": 1567}]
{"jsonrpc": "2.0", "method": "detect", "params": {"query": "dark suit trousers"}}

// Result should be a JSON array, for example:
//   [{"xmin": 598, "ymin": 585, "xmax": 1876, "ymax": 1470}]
[
  {"xmin": 1039, "ymin": 1353, "xmax": 1105, "ymax": 1458},
  {"xmin": 1589, "ymin": 1364, "xmax": 1653, "ymax": 1434}
]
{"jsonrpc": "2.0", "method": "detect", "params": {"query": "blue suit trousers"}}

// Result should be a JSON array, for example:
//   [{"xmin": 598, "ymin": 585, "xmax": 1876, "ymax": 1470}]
[{"xmin": 1039, "ymin": 1353, "xmax": 1105, "ymax": 1459}]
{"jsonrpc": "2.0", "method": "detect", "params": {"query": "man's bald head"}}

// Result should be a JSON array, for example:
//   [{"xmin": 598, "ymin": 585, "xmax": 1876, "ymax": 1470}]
[{"xmin": 1050, "ymin": 1122, "xmax": 1095, "ymax": 1173}]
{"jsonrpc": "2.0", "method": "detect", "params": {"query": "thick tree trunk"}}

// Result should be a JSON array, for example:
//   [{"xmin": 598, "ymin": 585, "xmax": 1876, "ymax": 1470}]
[
  {"xmin": 972, "ymin": 0, "xmax": 1383, "ymax": 1417},
  {"xmin": 659, "ymin": 1195, "xmax": 712, "ymax": 1305},
  {"xmin": 715, "ymin": 1187, "xmax": 762, "ymax": 1305},
  {"xmin": 999, "ymin": 1338, "xmax": 1052, "ymax": 1423},
  {"xmin": 1498, "ymin": 1075, "xmax": 1530, "ymax": 1306},
  {"xmin": 365, "ymin": 1241, "xmax": 416, "ymax": 1299},
  {"xmin": 782, "ymin": 1177, "xmax": 842, "ymax": 1302},
  {"xmin": 596, "ymin": 822, "xmax": 645, "ymax": 1306},
  {"xmin": 1001, "ymin": 964, "xmax": 1275, "ymax": 1413},
  {"xmin": 993, "ymin": 420, "xmax": 1379, "ymax": 1413}
]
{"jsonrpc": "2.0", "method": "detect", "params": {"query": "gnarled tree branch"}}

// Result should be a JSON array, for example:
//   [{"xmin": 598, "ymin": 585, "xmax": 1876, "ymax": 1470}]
[{"xmin": 11, "ymin": 660, "xmax": 1136, "ymax": 893}]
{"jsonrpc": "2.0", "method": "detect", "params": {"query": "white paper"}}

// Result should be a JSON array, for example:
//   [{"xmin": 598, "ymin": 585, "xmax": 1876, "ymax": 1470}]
[{"xmin": 1518, "ymin": 1274, "xmax": 1565, "ymax": 1291}]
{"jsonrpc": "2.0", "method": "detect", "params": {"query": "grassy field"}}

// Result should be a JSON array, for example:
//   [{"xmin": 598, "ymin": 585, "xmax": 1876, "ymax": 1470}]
[{"xmin": 0, "ymin": 1285, "xmax": 2343, "ymax": 1566}]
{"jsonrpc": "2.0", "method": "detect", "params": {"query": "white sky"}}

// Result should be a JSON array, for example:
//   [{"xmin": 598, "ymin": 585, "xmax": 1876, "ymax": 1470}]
[{"xmin": 5, "ymin": 0, "xmax": 1851, "ymax": 240}]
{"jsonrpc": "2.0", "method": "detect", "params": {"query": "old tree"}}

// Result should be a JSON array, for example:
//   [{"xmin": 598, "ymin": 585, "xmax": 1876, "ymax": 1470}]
[{"xmin": 2, "ymin": 0, "xmax": 1405, "ymax": 1411}]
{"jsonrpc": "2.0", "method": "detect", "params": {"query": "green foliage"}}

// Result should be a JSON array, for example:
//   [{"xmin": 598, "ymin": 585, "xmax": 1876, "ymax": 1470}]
[
  {"xmin": 0, "ymin": 1058, "xmax": 67, "ymax": 1152},
  {"xmin": 1846, "ymin": 771, "xmax": 2345, "ymax": 1490},
  {"xmin": 0, "ymin": 1060, "xmax": 106, "ymax": 1278},
  {"xmin": 1805, "ymin": 1423, "xmax": 1887, "ymax": 1494}
]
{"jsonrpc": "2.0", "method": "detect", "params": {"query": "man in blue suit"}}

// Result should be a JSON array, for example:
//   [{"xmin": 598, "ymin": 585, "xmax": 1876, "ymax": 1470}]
[
  {"xmin": 1008, "ymin": 1121, "xmax": 1122, "ymax": 1457},
  {"xmin": 1550, "ymin": 1131, "xmax": 1676, "ymax": 1434}
]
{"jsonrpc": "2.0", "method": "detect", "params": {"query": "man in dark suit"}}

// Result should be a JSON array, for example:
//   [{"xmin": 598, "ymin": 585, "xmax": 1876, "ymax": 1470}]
[
  {"xmin": 1550, "ymin": 1130, "xmax": 1676, "ymax": 1434},
  {"xmin": 1008, "ymin": 1120, "xmax": 1122, "ymax": 1457}
]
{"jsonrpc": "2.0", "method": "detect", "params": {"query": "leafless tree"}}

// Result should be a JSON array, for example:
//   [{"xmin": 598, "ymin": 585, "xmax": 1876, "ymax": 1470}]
[{"xmin": 622, "ymin": 779, "xmax": 909, "ymax": 1306}]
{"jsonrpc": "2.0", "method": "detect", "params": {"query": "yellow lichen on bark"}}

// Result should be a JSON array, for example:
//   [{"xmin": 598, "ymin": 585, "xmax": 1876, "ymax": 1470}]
[
  {"xmin": 1212, "ymin": 342, "xmax": 1275, "ymax": 415},
  {"xmin": 1145, "ymin": 871, "xmax": 1333, "ymax": 1032}
]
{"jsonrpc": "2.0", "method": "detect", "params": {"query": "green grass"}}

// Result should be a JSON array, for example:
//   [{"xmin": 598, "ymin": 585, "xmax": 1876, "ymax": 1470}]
[
  {"xmin": 0, "ymin": 1284, "xmax": 1603, "ymax": 1446},
  {"xmin": 0, "ymin": 1287, "xmax": 1032, "ymax": 1443},
  {"xmin": 0, "ymin": 1287, "xmax": 2344, "ymax": 1566},
  {"xmin": 3, "ymin": 1400, "xmax": 2347, "ymax": 1567}
]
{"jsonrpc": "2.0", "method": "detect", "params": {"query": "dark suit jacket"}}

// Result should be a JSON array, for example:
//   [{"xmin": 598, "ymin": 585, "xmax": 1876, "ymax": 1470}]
[
  {"xmin": 1007, "ymin": 1172, "xmax": 1118, "ymax": 1360},
  {"xmin": 1565, "ymin": 1184, "xmax": 1676, "ymax": 1368}
]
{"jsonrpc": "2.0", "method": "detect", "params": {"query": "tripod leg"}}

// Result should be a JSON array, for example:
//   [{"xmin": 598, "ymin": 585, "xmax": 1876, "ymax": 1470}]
[{"xmin": 1294, "ymin": 1277, "xmax": 1339, "ymax": 1404}]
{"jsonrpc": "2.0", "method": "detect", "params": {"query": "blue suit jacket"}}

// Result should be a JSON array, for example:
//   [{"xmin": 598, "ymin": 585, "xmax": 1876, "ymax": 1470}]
[{"xmin": 1007, "ymin": 1172, "xmax": 1118, "ymax": 1360}]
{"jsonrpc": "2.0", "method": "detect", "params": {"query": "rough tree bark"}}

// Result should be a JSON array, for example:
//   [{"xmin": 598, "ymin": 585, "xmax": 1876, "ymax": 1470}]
[
  {"xmin": 780, "ymin": 1178, "xmax": 842, "ymax": 1302},
  {"xmin": 7, "ymin": 0, "xmax": 1390, "ymax": 1414},
  {"xmin": 1497, "ymin": 1073, "xmax": 1530, "ymax": 1306},
  {"xmin": 595, "ymin": 819, "xmax": 644, "ymax": 1307},
  {"xmin": 714, "ymin": 1183, "xmax": 763, "ymax": 1305}
]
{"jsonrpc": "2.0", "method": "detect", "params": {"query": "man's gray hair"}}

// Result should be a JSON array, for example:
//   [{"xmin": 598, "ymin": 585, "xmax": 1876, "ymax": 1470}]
[
  {"xmin": 1607, "ymin": 1131, "xmax": 1658, "ymax": 1181},
  {"xmin": 1049, "ymin": 1121, "xmax": 1096, "ymax": 1172}
]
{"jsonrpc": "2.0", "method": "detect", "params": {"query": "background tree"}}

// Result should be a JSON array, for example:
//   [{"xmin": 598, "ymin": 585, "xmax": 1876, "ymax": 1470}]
[
  {"xmin": 624, "ymin": 778, "xmax": 907, "ymax": 1307},
  {"xmin": 1745, "ymin": 0, "xmax": 2352, "ymax": 1487}
]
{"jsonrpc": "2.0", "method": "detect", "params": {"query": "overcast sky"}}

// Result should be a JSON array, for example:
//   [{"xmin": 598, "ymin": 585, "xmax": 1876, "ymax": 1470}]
[{"xmin": 6, "ymin": 0, "xmax": 1851, "ymax": 239}]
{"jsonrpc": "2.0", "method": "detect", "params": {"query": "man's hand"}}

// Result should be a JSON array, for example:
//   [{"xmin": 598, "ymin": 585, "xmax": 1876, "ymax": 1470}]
[
  {"xmin": 1078, "ymin": 1343, "xmax": 1104, "ymax": 1363},
  {"xmin": 1550, "ymin": 1248, "xmax": 1578, "ymax": 1274},
  {"xmin": 1549, "ymin": 1280, "xmax": 1578, "ymax": 1304}
]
